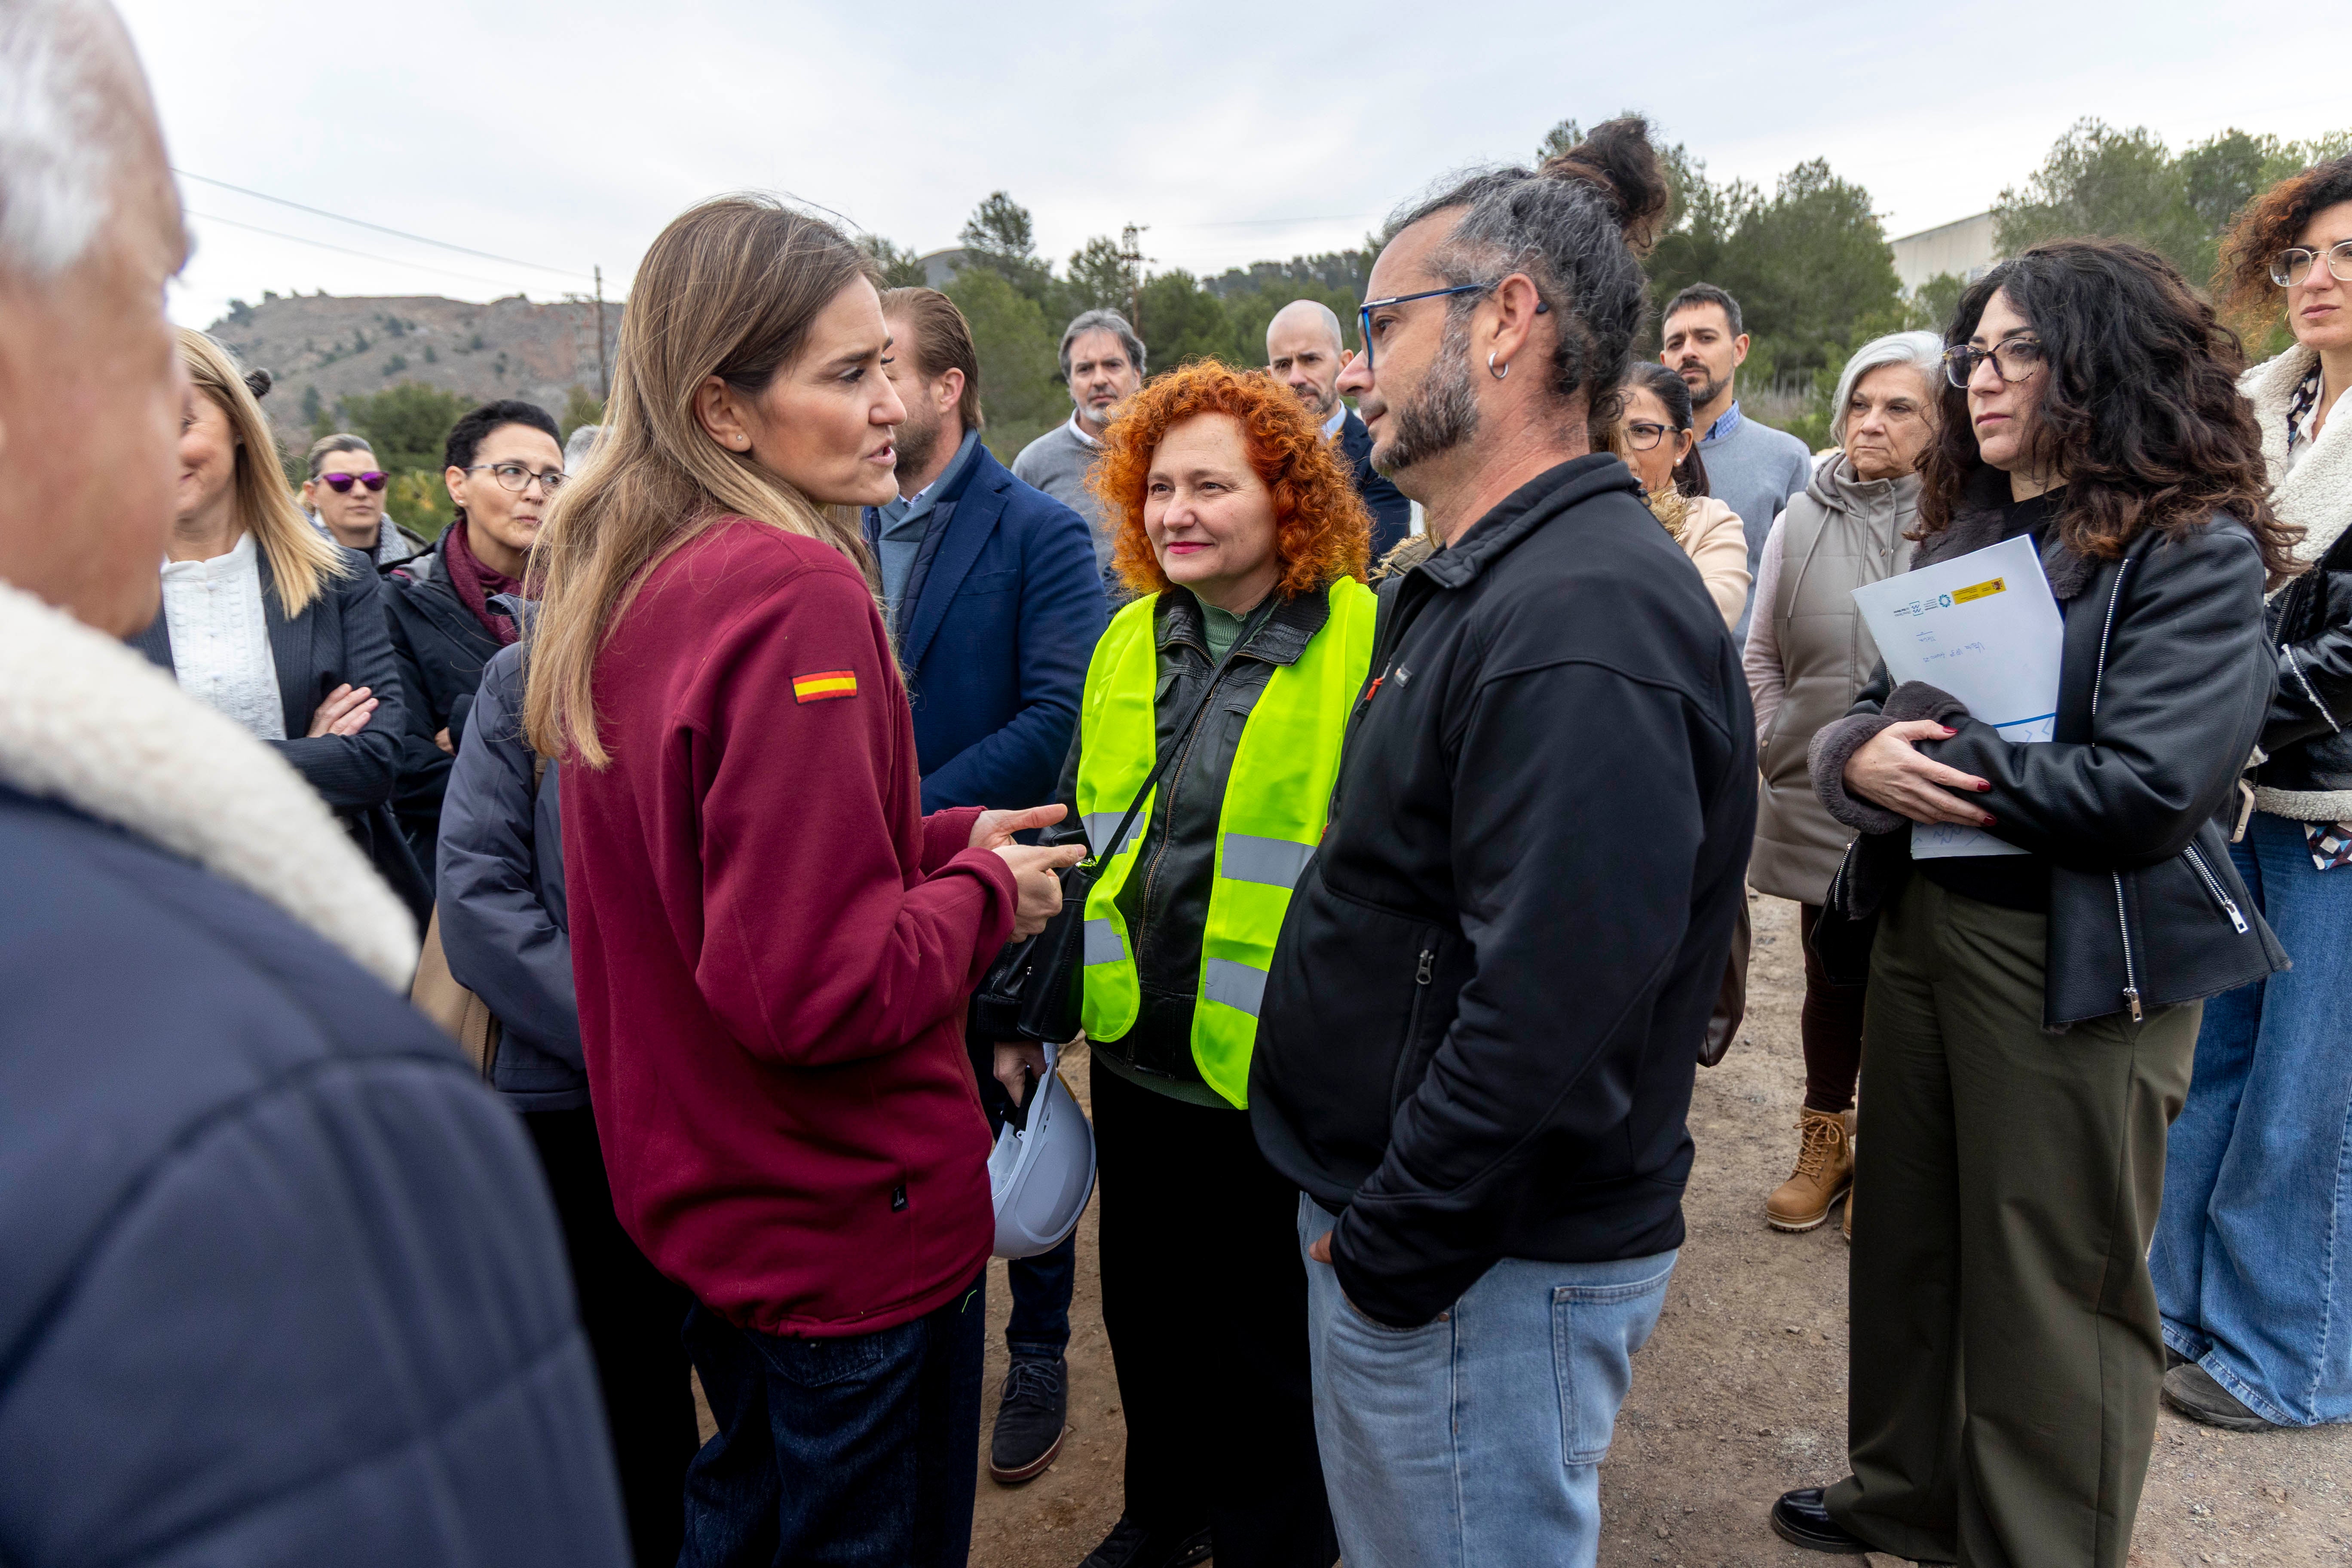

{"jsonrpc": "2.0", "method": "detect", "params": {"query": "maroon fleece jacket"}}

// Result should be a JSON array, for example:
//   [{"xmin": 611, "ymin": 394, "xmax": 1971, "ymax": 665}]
[{"xmin": 563, "ymin": 518, "xmax": 1017, "ymax": 1337}]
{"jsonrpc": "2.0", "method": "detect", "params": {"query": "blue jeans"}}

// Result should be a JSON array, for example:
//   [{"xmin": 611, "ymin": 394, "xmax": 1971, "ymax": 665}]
[
  {"xmin": 2152, "ymin": 810, "xmax": 2352, "ymax": 1426},
  {"xmin": 1297, "ymin": 1196, "xmax": 1674, "ymax": 1568},
  {"xmin": 679, "ymin": 1276, "xmax": 986, "ymax": 1568}
]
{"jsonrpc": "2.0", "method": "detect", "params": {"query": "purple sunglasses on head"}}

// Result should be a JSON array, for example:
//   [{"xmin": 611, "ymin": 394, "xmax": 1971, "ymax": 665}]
[{"xmin": 320, "ymin": 470, "xmax": 388, "ymax": 493}]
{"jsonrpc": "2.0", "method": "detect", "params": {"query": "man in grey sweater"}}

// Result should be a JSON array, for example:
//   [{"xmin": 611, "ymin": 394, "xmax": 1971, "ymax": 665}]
[
  {"xmin": 1661, "ymin": 283, "xmax": 1813, "ymax": 644},
  {"xmin": 1013, "ymin": 308, "xmax": 1146, "ymax": 600}
]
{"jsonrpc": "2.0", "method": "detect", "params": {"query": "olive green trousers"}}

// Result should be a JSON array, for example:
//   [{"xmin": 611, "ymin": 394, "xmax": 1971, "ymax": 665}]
[{"xmin": 1826, "ymin": 875, "xmax": 2199, "ymax": 1568}]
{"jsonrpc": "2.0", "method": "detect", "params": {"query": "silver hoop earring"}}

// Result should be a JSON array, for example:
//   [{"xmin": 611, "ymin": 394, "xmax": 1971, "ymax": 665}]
[{"xmin": 1488, "ymin": 353, "xmax": 1509, "ymax": 380}]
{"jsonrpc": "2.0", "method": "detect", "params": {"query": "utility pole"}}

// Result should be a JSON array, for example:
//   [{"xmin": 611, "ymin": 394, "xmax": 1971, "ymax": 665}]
[
  {"xmin": 1118, "ymin": 224, "xmax": 1151, "ymax": 339},
  {"xmin": 593, "ymin": 265, "xmax": 609, "ymax": 401}
]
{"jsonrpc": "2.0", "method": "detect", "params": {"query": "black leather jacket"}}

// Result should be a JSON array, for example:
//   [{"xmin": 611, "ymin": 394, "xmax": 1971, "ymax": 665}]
[
  {"xmin": 1050, "ymin": 586, "xmax": 1334, "ymax": 1088},
  {"xmin": 2252, "ymin": 521, "xmax": 2352, "ymax": 799},
  {"xmin": 1812, "ymin": 476, "xmax": 2288, "ymax": 1028}
]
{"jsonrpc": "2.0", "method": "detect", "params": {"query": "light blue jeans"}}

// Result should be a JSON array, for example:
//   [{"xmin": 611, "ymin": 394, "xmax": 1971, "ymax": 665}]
[
  {"xmin": 1297, "ymin": 1196, "xmax": 1675, "ymax": 1568},
  {"xmin": 2151, "ymin": 809, "xmax": 2352, "ymax": 1427}
]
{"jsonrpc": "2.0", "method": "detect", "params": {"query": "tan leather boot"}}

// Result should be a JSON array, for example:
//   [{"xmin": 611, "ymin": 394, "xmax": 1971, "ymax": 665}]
[
  {"xmin": 1766, "ymin": 1108, "xmax": 1853, "ymax": 1232},
  {"xmin": 1841, "ymin": 1110, "xmax": 1856, "ymax": 1242}
]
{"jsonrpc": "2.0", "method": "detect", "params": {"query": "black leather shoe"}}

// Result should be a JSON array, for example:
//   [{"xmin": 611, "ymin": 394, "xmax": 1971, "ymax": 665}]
[
  {"xmin": 989, "ymin": 1354, "xmax": 1068, "ymax": 1482},
  {"xmin": 1770, "ymin": 1488, "xmax": 1872, "ymax": 1554},
  {"xmin": 1077, "ymin": 1517, "xmax": 1211, "ymax": 1568}
]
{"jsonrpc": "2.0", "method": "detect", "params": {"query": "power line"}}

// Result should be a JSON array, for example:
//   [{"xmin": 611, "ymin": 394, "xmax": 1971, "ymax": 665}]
[
  {"xmin": 183, "ymin": 209, "xmax": 524, "ymax": 291},
  {"xmin": 173, "ymin": 168, "xmax": 593, "ymax": 281}
]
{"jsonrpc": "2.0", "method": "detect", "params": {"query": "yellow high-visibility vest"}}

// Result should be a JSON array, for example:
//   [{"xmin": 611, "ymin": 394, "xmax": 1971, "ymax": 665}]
[{"xmin": 1075, "ymin": 578, "xmax": 1377, "ymax": 1107}]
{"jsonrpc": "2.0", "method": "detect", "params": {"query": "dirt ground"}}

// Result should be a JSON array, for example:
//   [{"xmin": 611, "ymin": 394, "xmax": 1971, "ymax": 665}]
[{"xmin": 956, "ymin": 893, "xmax": 2352, "ymax": 1568}]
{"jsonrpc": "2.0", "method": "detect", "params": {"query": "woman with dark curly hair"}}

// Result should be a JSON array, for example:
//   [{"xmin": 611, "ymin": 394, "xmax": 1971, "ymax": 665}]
[
  {"xmin": 1771, "ymin": 241, "xmax": 2297, "ymax": 1567},
  {"xmin": 1011, "ymin": 360, "xmax": 1372, "ymax": 1568},
  {"xmin": 2151, "ymin": 155, "xmax": 2352, "ymax": 1435}
]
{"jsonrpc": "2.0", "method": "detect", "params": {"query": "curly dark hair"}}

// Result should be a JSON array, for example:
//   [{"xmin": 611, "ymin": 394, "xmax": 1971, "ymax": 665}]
[
  {"xmin": 1917, "ymin": 240, "xmax": 2301, "ymax": 589},
  {"xmin": 2214, "ymin": 154, "xmax": 2352, "ymax": 334},
  {"xmin": 1090, "ymin": 362, "xmax": 1371, "ymax": 599}
]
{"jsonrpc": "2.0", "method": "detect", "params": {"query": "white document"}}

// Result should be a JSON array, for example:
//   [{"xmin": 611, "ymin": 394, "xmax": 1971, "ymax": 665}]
[{"xmin": 1848, "ymin": 533, "xmax": 2063, "ymax": 860}]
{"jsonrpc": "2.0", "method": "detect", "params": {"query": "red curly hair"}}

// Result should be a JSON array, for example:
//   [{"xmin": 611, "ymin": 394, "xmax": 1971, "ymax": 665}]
[{"xmin": 1089, "ymin": 361, "xmax": 1372, "ymax": 599}]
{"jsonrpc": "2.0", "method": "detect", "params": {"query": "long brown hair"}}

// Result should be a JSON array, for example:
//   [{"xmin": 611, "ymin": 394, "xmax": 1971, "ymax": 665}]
[
  {"xmin": 1916, "ymin": 241, "xmax": 2301, "ymax": 589},
  {"xmin": 179, "ymin": 329, "xmax": 348, "ymax": 617},
  {"xmin": 523, "ymin": 195, "xmax": 880, "ymax": 766}
]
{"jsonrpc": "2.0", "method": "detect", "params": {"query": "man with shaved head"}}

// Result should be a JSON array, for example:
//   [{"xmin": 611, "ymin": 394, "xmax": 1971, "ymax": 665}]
[
  {"xmin": 0, "ymin": 3, "xmax": 628, "ymax": 1561},
  {"xmin": 1266, "ymin": 297, "xmax": 1412, "ymax": 558}
]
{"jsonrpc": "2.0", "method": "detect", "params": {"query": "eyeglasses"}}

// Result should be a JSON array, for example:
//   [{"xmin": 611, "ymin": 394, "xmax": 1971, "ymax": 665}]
[
  {"xmin": 2271, "ymin": 239, "xmax": 2352, "ymax": 289},
  {"xmin": 1356, "ymin": 281, "xmax": 1549, "ymax": 373},
  {"xmin": 1623, "ymin": 420, "xmax": 1682, "ymax": 452},
  {"xmin": 464, "ymin": 461, "xmax": 567, "ymax": 494},
  {"xmin": 319, "ymin": 470, "xmax": 387, "ymax": 493},
  {"xmin": 1942, "ymin": 338, "xmax": 2046, "ymax": 390}
]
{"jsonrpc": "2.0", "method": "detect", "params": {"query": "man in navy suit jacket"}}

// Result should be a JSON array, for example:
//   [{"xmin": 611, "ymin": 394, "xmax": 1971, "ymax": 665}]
[
  {"xmin": 868, "ymin": 288, "xmax": 1105, "ymax": 1487},
  {"xmin": 1268, "ymin": 299, "xmax": 1413, "ymax": 560}
]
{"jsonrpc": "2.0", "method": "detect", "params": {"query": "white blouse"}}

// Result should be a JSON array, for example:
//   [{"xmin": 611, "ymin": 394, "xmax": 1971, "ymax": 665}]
[{"xmin": 161, "ymin": 530, "xmax": 286, "ymax": 741}]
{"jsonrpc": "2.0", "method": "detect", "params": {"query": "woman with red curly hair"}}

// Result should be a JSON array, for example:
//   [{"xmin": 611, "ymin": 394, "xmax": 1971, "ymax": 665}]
[
  {"xmin": 1006, "ymin": 361, "xmax": 1373, "ymax": 1568},
  {"xmin": 2151, "ymin": 153, "xmax": 2352, "ymax": 1435}
]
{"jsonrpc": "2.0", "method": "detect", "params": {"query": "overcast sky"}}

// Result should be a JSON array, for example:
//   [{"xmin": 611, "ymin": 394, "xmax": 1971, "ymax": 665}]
[{"xmin": 122, "ymin": 0, "xmax": 2340, "ymax": 330}]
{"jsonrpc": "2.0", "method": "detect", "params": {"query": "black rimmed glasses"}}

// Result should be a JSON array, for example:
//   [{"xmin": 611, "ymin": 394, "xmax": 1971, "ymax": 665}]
[
  {"xmin": 1942, "ymin": 338, "xmax": 2046, "ymax": 390},
  {"xmin": 1356, "ymin": 282, "xmax": 1548, "ymax": 374},
  {"xmin": 2271, "ymin": 239, "xmax": 2352, "ymax": 289},
  {"xmin": 1622, "ymin": 420, "xmax": 1680, "ymax": 451},
  {"xmin": 464, "ymin": 461, "xmax": 567, "ymax": 494}
]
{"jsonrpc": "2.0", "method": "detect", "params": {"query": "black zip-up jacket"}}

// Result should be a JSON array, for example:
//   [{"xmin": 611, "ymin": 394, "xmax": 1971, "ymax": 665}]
[
  {"xmin": 2253, "ymin": 518, "xmax": 2352, "ymax": 802},
  {"xmin": 1808, "ymin": 471, "xmax": 2289, "ymax": 1027},
  {"xmin": 383, "ymin": 536, "xmax": 505, "ymax": 879},
  {"xmin": 1250, "ymin": 456, "xmax": 1756, "ymax": 1328},
  {"xmin": 1051, "ymin": 586, "xmax": 1326, "ymax": 1090}
]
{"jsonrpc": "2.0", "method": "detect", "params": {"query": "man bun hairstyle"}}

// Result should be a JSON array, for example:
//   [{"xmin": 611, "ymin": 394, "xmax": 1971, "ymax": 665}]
[
  {"xmin": 1391, "ymin": 114, "xmax": 1671, "ymax": 414},
  {"xmin": 879, "ymin": 286, "xmax": 985, "ymax": 432}
]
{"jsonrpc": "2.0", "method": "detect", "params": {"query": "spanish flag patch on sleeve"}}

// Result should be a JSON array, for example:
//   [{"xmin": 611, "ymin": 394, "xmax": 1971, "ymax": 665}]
[{"xmin": 791, "ymin": 669, "xmax": 858, "ymax": 704}]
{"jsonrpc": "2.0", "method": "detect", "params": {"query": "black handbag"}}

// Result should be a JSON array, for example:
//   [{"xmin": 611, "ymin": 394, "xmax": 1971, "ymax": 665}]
[
  {"xmin": 971, "ymin": 673, "xmax": 1229, "ymax": 1044},
  {"xmin": 1807, "ymin": 838, "xmax": 1879, "ymax": 988}
]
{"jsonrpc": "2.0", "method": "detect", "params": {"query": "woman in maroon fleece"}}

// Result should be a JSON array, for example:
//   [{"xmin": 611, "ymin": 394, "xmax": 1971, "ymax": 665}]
[{"xmin": 524, "ymin": 196, "xmax": 1078, "ymax": 1568}]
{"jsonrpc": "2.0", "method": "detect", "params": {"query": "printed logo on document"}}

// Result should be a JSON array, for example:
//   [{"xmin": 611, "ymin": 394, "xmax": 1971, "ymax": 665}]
[{"xmin": 1890, "ymin": 577, "xmax": 2005, "ymax": 620}]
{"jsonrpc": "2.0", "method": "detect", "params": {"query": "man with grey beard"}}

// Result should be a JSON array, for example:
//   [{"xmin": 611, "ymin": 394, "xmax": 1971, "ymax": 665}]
[{"xmin": 1250, "ymin": 119, "xmax": 1755, "ymax": 1568}]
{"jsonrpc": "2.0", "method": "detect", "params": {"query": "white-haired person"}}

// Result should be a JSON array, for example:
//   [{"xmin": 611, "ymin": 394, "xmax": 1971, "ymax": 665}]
[
  {"xmin": 0, "ymin": 1, "xmax": 629, "ymax": 1560},
  {"xmin": 1742, "ymin": 329, "xmax": 1943, "ymax": 1237}
]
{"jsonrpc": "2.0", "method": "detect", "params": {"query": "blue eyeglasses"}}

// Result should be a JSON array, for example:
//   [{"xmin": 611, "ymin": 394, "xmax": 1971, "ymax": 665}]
[{"xmin": 1357, "ymin": 281, "xmax": 1548, "ymax": 373}]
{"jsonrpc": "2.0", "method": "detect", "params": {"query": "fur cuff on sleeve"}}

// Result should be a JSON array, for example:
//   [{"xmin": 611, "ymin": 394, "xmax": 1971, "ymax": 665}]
[
  {"xmin": 1811, "ymin": 716, "xmax": 1907, "ymax": 834},
  {"xmin": 1809, "ymin": 681, "xmax": 1969, "ymax": 835}
]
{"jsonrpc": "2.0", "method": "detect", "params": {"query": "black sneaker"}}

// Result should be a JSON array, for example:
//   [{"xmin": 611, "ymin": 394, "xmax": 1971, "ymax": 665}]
[
  {"xmin": 1077, "ymin": 1517, "xmax": 1211, "ymax": 1568},
  {"xmin": 2163, "ymin": 1363, "xmax": 2283, "ymax": 1432},
  {"xmin": 988, "ymin": 1354, "xmax": 1068, "ymax": 1483}
]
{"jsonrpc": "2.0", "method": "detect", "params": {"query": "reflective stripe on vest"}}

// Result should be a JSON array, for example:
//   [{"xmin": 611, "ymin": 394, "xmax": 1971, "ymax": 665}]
[{"xmin": 1075, "ymin": 579, "xmax": 1378, "ymax": 1107}]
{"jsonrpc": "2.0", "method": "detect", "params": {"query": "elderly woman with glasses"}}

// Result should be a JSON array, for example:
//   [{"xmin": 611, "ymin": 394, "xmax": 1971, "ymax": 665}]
[
  {"xmin": 384, "ymin": 398, "xmax": 567, "ymax": 878},
  {"xmin": 1742, "ymin": 331, "xmax": 1942, "ymax": 1239},
  {"xmin": 2150, "ymin": 153, "xmax": 2352, "ymax": 1436}
]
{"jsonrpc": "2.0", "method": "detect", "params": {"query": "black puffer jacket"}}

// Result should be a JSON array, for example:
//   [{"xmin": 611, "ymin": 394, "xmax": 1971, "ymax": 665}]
[
  {"xmin": 2251, "ymin": 520, "xmax": 2352, "ymax": 801},
  {"xmin": 383, "ymin": 536, "xmax": 505, "ymax": 878},
  {"xmin": 1050, "ymin": 587, "xmax": 1329, "ymax": 1090},
  {"xmin": 1810, "ymin": 473, "xmax": 2289, "ymax": 1027},
  {"xmin": 1251, "ymin": 456, "xmax": 1755, "ymax": 1328}
]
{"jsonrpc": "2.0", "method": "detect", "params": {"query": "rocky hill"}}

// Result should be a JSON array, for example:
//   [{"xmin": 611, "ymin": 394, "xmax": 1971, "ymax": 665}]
[{"xmin": 205, "ymin": 291, "xmax": 621, "ymax": 452}]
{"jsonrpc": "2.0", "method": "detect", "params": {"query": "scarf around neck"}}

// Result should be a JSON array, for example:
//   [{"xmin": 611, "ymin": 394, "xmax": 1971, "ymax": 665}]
[{"xmin": 443, "ymin": 517, "xmax": 521, "ymax": 646}]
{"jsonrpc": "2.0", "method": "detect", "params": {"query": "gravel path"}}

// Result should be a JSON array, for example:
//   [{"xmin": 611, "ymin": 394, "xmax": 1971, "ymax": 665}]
[{"xmin": 947, "ymin": 892, "xmax": 2352, "ymax": 1565}]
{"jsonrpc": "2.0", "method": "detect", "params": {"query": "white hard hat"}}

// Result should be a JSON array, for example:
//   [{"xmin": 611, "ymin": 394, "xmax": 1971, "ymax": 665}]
[{"xmin": 989, "ymin": 1041, "xmax": 1097, "ymax": 1259}]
